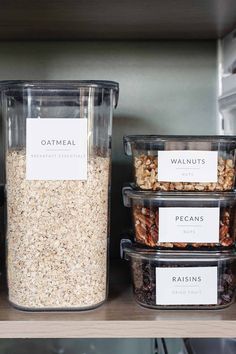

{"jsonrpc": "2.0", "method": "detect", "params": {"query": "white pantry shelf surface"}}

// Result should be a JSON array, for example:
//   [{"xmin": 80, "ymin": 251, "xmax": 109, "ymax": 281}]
[{"xmin": 0, "ymin": 261, "xmax": 236, "ymax": 338}]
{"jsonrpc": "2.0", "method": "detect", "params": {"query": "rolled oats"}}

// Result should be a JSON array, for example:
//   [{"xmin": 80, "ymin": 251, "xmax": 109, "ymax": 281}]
[{"xmin": 7, "ymin": 150, "xmax": 110, "ymax": 310}]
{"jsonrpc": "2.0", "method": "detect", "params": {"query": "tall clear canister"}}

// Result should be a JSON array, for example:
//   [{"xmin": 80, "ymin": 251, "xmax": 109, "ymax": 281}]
[{"xmin": 1, "ymin": 80, "xmax": 119, "ymax": 310}]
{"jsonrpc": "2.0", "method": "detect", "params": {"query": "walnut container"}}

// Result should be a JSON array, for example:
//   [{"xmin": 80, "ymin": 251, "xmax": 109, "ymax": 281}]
[{"xmin": 124, "ymin": 135, "xmax": 236, "ymax": 192}]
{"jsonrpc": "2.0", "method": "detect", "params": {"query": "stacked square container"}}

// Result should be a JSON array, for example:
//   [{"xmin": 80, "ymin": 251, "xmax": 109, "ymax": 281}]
[{"xmin": 122, "ymin": 135, "xmax": 236, "ymax": 309}]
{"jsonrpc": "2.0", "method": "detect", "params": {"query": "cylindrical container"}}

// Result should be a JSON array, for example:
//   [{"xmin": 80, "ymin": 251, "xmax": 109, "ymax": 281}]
[
  {"xmin": 1, "ymin": 80, "xmax": 119, "ymax": 310},
  {"xmin": 121, "ymin": 239, "xmax": 236, "ymax": 310},
  {"xmin": 123, "ymin": 186, "xmax": 236, "ymax": 249},
  {"xmin": 124, "ymin": 135, "xmax": 236, "ymax": 191}
]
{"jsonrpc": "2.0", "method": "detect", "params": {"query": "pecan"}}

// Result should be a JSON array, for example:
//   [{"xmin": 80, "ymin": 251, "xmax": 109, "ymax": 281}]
[
  {"xmin": 133, "ymin": 205, "xmax": 235, "ymax": 249},
  {"xmin": 220, "ymin": 224, "xmax": 229, "ymax": 238},
  {"xmin": 172, "ymin": 242, "xmax": 188, "ymax": 248},
  {"xmin": 221, "ymin": 236, "xmax": 234, "ymax": 247},
  {"xmin": 135, "ymin": 213, "xmax": 152, "ymax": 227},
  {"xmin": 135, "ymin": 224, "xmax": 147, "ymax": 243},
  {"xmin": 148, "ymin": 227, "xmax": 158, "ymax": 246},
  {"xmin": 222, "ymin": 211, "xmax": 230, "ymax": 225}
]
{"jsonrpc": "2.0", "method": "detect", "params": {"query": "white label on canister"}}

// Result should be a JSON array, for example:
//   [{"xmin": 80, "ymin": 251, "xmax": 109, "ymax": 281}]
[
  {"xmin": 26, "ymin": 118, "xmax": 87, "ymax": 180},
  {"xmin": 156, "ymin": 267, "xmax": 218, "ymax": 305},
  {"xmin": 159, "ymin": 207, "xmax": 220, "ymax": 243},
  {"xmin": 158, "ymin": 150, "xmax": 218, "ymax": 182}
]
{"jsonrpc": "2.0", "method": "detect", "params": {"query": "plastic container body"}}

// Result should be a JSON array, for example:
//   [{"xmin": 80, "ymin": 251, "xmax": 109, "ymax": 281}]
[
  {"xmin": 185, "ymin": 339, "xmax": 236, "ymax": 354},
  {"xmin": 123, "ymin": 186, "xmax": 236, "ymax": 250},
  {"xmin": 124, "ymin": 135, "xmax": 236, "ymax": 191},
  {"xmin": 121, "ymin": 239, "xmax": 236, "ymax": 310},
  {"xmin": 1, "ymin": 80, "xmax": 119, "ymax": 310},
  {"xmin": 219, "ymin": 93, "xmax": 236, "ymax": 135}
]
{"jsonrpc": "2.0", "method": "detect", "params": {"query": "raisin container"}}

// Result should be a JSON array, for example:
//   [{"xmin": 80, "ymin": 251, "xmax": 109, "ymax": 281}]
[
  {"xmin": 1, "ymin": 80, "xmax": 119, "ymax": 311},
  {"xmin": 121, "ymin": 239, "xmax": 236, "ymax": 310},
  {"xmin": 123, "ymin": 135, "xmax": 236, "ymax": 191},
  {"xmin": 123, "ymin": 186, "xmax": 236, "ymax": 250}
]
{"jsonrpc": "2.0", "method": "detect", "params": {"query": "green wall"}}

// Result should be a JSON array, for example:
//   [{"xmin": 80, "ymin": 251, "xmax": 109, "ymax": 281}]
[{"xmin": 0, "ymin": 40, "xmax": 218, "ymax": 256}]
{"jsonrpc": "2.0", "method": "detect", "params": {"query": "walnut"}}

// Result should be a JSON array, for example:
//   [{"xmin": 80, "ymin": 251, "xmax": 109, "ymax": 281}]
[{"xmin": 134, "ymin": 154, "xmax": 235, "ymax": 191}]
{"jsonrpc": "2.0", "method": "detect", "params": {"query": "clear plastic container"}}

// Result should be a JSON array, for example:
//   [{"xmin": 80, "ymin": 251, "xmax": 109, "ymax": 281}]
[
  {"xmin": 185, "ymin": 339, "xmax": 236, "ymax": 354},
  {"xmin": 219, "ymin": 93, "xmax": 236, "ymax": 135},
  {"xmin": 124, "ymin": 135, "xmax": 236, "ymax": 191},
  {"xmin": 1, "ymin": 80, "xmax": 119, "ymax": 310},
  {"xmin": 0, "ymin": 339, "xmax": 155, "ymax": 354},
  {"xmin": 123, "ymin": 186, "xmax": 236, "ymax": 250},
  {"xmin": 121, "ymin": 239, "xmax": 236, "ymax": 310}
]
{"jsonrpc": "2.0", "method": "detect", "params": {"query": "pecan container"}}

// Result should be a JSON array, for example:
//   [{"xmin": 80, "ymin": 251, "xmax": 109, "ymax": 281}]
[
  {"xmin": 123, "ymin": 186, "xmax": 236, "ymax": 250},
  {"xmin": 123, "ymin": 135, "xmax": 236, "ymax": 191},
  {"xmin": 121, "ymin": 239, "xmax": 236, "ymax": 309}
]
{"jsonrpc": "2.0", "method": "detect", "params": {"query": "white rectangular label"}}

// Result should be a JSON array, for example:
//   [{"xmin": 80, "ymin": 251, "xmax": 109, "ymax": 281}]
[
  {"xmin": 156, "ymin": 267, "xmax": 218, "ymax": 305},
  {"xmin": 159, "ymin": 207, "xmax": 220, "ymax": 243},
  {"xmin": 158, "ymin": 150, "xmax": 218, "ymax": 182},
  {"xmin": 26, "ymin": 118, "xmax": 87, "ymax": 180}
]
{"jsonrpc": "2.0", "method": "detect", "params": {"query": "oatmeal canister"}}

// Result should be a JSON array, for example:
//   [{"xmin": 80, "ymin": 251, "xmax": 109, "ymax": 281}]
[
  {"xmin": 123, "ymin": 186, "xmax": 236, "ymax": 249},
  {"xmin": 124, "ymin": 135, "xmax": 236, "ymax": 191},
  {"xmin": 1, "ymin": 80, "xmax": 119, "ymax": 310},
  {"xmin": 121, "ymin": 239, "xmax": 236, "ymax": 310}
]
